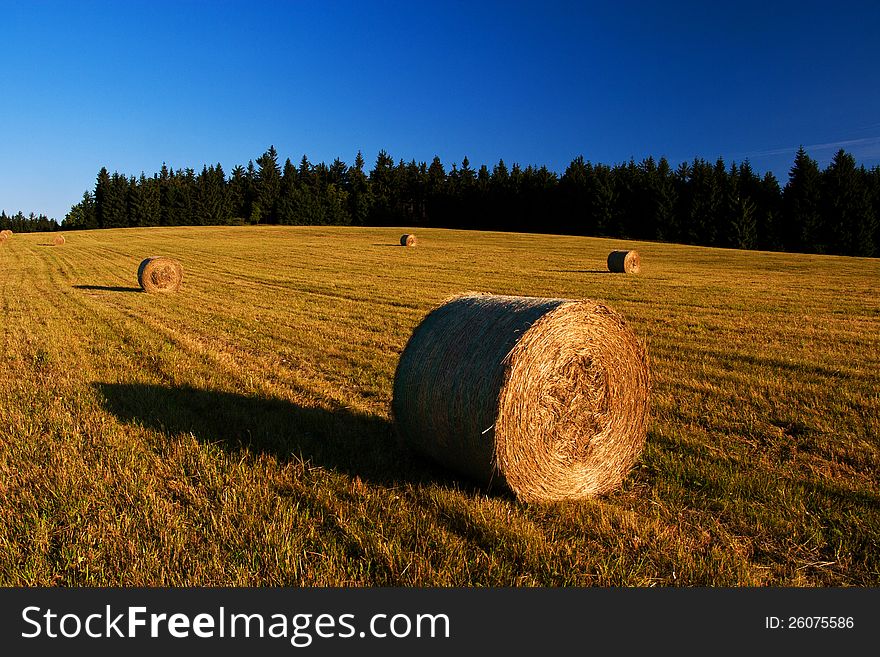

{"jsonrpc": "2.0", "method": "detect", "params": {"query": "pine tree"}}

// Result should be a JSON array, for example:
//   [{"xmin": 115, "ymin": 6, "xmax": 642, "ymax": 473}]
[
  {"xmin": 400, "ymin": 159, "xmax": 427, "ymax": 224},
  {"xmin": 277, "ymin": 158, "xmax": 300, "ymax": 225},
  {"xmin": 368, "ymin": 150, "xmax": 397, "ymax": 225},
  {"xmin": 612, "ymin": 159, "xmax": 642, "ymax": 238},
  {"xmin": 755, "ymin": 171, "xmax": 782, "ymax": 250},
  {"xmin": 426, "ymin": 156, "xmax": 448, "ymax": 226},
  {"xmin": 196, "ymin": 164, "xmax": 230, "ymax": 225},
  {"xmin": 559, "ymin": 156, "xmax": 588, "ymax": 232},
  {"xmin": 347, "ymin": 151, "xmax": 372, "ymax": 226},
  {"xmin": 227, "ymin": 165, "xmax": 248, "ymax": 221},
  {"xmin": 459, "ymin": 156, "xmax": 476, "ymax": 189},
  {"xmin": 126, "ymin": 175, "xmax": 144, "ymax": 227},
  {"xmin": 63, "ymin": 191, "xmax": 97, "ymax": 229},
  {"xmin": 651, "ymin": 157, "xmax": 678, "ymax": 242},
  {"xmin": 328, "ymin": 158, "xmax": 348, "ymax": 188},
  {"xmin": 782, "ymin": 147, "xmax": 823, "ymax": 253},
  {"xmin": 244, "ymin": 160, "xmax": 258, "ymax": 223},
  {"xmin": 129, "ymin": 173, "xmax": 161, "ymax": 226},
  {"xmin": 530, "ymin": 165, "xmax": 559, "ymax": 232},
  {"xmin": 588, "ymin": 164, "xmax": 616, "ymax": 236},
  {"xmin": 99, "ymin": 172, "xmax": 129, "ymax": 228},
  {"xmin": 821, "ymin": 149, "xmax": 874, "ymax": 256},
  {"xmin": 721, "ymin": 162, "xmax": 757, "ymax": 249},
  {"xmin": 683, "ymin": 158, "xmax": 723, "ymax": 246},
  {"xmin": 164, "ymin": 168, "xmax": 195, "ymax": 226},
  {"xmin": 322, "ymin": 183, "xmax": 350, "ymax": 225},
  {"xmin": 255, "ymin": 146, "xmax": 282, "ymax": 223},
  {"xmin": 869, "ymin": 166, "xmax": 880, "ymax": 255},
  {"xmin": 94, "ymin": 167, "xmax": 111, "ymax": 228}
]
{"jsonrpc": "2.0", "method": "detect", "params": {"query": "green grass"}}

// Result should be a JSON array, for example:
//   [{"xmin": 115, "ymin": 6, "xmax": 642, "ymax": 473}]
[{"xmin": 1, "ymin": 225, "xmax": 878, "ymax": 586}]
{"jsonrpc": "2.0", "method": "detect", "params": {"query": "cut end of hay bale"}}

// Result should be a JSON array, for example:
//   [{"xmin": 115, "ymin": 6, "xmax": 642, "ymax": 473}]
[
  {"xmin": 392, "ymin": 293, "xmax": 650, "ymax": 502},
  {"xmin": 0, "ymin": 229, "xmax": 12, "ymax": 239},
  {"xmin": 137, "ymin": 256, "xmax": 183, "ymax": 293},
  {"xmin": 607, "ymin": 250, "xmax": 640, "ymax": 274},
  {"xmin": 400, "ymin": 233, "xmax": 417, "ymax": 247},
  {"xmin": 52, "ymin": 235, "xmax": 66, "ymax": 246}
]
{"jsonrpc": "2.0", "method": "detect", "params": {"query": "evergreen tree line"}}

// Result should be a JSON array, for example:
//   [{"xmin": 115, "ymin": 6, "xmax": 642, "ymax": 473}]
[
  {"xmin": 63, "ymin": 145, "xmax": 880, "ymax": 257},
  {"xmin": 0, "ymin": 210, "xmax": 60, "ymax": 233}
]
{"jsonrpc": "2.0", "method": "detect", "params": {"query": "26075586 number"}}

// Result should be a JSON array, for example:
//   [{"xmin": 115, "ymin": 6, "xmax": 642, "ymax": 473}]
[{"xmin": 788, "ymin": 617, "xmax": 854, "ymax": 629}]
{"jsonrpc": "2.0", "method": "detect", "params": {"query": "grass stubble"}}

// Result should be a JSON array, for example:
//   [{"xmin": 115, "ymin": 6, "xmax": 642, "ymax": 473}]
[{"xmin": 0, "ymin": 226, "xmax": 877, "ymax": 586}]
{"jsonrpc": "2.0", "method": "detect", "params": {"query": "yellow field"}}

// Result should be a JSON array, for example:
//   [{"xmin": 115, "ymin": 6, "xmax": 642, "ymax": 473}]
[{"xmin": 1, "ymin": 226, "xmax": 878, "ymax": 585}]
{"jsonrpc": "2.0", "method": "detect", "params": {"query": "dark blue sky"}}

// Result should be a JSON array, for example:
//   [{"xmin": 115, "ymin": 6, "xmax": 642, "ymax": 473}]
[{"xmin": 2, "ymin": 0, "xmax": 878, "ymax": 221}]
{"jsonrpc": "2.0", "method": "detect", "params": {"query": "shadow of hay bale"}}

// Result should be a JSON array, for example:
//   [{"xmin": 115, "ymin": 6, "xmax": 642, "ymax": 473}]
[
  {"xmin": 95, "ymin": 382, "xmax": 478, "ymax": 492},
  {"xmin": 73, "ymin": 284, "xmax": 143, "ymax": 293}
]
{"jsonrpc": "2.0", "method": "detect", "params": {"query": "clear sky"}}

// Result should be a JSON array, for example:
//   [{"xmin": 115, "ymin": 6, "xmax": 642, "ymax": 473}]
[{"xmin": 2, "ymin": 0, "xmax": 879, "ymax": 221}]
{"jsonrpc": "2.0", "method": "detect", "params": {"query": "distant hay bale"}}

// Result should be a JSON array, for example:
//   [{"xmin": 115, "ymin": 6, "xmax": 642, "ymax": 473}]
[
  {"xmin": 0, "ymin": 229, "xmax": 11, "ymax": 239},
  {"xmin": 607, "ymin": 250, "xmax": 640, "ymax": 274},
  {"xmin": 392, "ymin": 293, "xmax": 650, "ymax": 502},
  {"xmin": 52, "ymin": 235, "xmax": 65, "ymax": 246},
  {"xmin": 137, "ymin": 256, "xmax": 183, "ymax": 293},
  {"xmin": 400, "ymin": 233, "xmax": 417, "ymax": 247}
]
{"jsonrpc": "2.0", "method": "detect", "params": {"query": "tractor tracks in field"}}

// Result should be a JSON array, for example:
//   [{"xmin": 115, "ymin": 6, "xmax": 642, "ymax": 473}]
[{"xmin": 63, "ymin": 262, "xmax": 367, "ymax": 421}]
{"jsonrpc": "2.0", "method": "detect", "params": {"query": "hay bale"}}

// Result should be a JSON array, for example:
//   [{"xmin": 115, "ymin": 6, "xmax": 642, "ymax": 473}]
[
  {"xmin": 607, "ymin": 250, "xmax": 640, "ymax": 274},
  {"xmin": 400, "ymin": 233, "xmax": 417, "ymax": 247},
  {"xmin": 392, "ymin": 293, "xmax": 650, "ymax": 502},
  {"xmin": 137, "ymin": 256, "xmax": 183, "ymax": 293},
  {"xmin": 0, "ymin": 229, "xmax": 11, "ymax": 238},
  {"xmin": 53, "ymin": 235, "xmax": 66, "ymax": 246}
]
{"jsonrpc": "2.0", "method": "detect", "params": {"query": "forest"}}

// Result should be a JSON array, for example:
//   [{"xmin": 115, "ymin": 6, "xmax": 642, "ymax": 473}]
[
  {"xmin": 0, "ymin": 211, "xmax": 59, "ymax": 234},
  {"xmin": 54, "ymin": 146, "xmax": 880, "ymax": 257}
]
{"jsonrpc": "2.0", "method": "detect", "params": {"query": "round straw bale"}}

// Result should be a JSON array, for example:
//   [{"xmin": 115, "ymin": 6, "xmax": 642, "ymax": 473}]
[
  {"xmin": 607, "ymin": 250, "xmax": 640, "ymax": 274},
  {"xmin": 137, "ymin": 256, "xmax": 183, "ymax": 293},
  {"xmin": 53, "ymin": 235, "xmax": 66, "ymax": 246},
  {"xmin": 0, "ymin": 229, "xmax": 11, "ymax": 238},
  {"xmin": 392, "ymin": 293, "xmax": 650, "ymax": 502},
  {"xmin": 400, "ymin": 233, "xmax": 417, "ymax": 247}
]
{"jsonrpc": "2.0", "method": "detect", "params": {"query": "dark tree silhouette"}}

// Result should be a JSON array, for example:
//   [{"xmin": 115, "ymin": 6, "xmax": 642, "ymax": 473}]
[{"xmin": 62, "ymin": 145, "xmax": 879, "ymax": 257}]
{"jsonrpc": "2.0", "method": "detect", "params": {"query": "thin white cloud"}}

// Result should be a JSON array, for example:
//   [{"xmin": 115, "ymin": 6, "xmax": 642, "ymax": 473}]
[{"xmin": 734, "ymin": 136, "xmax": 880, "ymax": 159}]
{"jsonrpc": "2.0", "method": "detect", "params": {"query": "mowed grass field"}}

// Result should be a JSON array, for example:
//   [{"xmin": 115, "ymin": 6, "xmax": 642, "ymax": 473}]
[{"xmin": 1, "ymin": 225, "xmax": 878, "ymax": 586}]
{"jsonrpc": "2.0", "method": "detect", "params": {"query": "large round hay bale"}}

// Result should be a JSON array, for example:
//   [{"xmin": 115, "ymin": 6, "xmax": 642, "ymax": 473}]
[
  {"xmin": 137, "ymin": 256, "xmax": 183, "ymax": 293},
  {"xmin": 0, "ymin": 229, "xmax": 11, "ymax": 238},
  {"xmin": 53, "ymin": 235, "xmax": 66, "ymax": 246},
  {"xmin": 392, "ymin": 293, "xmax": 650, "ymax": 502},
  {"xmin": 400, "ymin": 233, "xmax": 417, "ymax": 247},
  {"xmin": 607, "ymin": 250, "xmax": 640, "ymax": 274}
]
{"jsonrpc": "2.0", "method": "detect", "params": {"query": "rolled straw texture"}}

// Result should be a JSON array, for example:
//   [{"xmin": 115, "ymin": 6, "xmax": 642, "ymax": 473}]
[
  {"xmin": 53, "ymin": 235, "xmax": 66, "ymax": 246},
  {"xmin": 400, "ymin": 234, "xmax": 417, "ymax": 247},
  {"xmin": 392, "ymin": 293, "xmax": 650, "ymax": 502},
  {"xmin": 607, "ymin": 250, "xmax": 640, "ymax": 274},
  {"xmin": 137, "ymin": 256, "xmax": 183, "ymax": 293}
]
